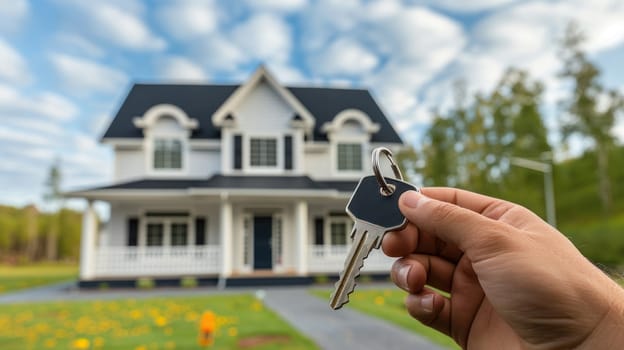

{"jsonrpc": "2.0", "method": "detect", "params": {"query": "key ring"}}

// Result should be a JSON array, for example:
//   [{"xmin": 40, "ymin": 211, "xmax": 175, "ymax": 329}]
[{"xmin": 372, "ymin": 147, "xmax": 403, "ymax": 196}]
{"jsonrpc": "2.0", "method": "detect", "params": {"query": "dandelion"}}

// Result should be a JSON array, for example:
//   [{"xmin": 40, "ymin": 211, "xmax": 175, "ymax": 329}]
[
  {"xmin": 129, "ymin": 310, "xmax": 143, "ymax": 320},
  {"xmin": 135, "ymin": 346, "xmax": 147, "ymax": 350},
  {"xmin": 72, "ymin": 337, "xmax": 90, "ymax": 349},
  {"xmin": 154, "ymin": 315, "xmax": 168, "ymax": 327},
  {"xmin": 44, "ymin": 338, "xmax": 56, "ymax": 348},
  {"xmin": 374, "ymin": 296, "xmax": 385, "ymax": 306},
  {"xmin": 93, "ymin": 337, "xmax": 105, "ymax": 348},
  {"xmin": 227, "ymin": 327, "xmax": 238, "ymax": 337},
  {"xmin": 250, "ymin": 301, "xmax": 263, "ymax": 311},
  {"xmin": 165, "ymin": 341, "xmax": 176, "ymax": 349}
]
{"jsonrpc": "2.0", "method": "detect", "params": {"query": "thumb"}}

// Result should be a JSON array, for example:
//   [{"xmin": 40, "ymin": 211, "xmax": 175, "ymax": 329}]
[{"xmin": 399, "ymin": 190, "xmax": 514, "ymax": 260}]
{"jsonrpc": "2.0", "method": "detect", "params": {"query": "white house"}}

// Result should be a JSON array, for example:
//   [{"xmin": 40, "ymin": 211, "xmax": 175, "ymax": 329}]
[{"xmin": 70, "ymin": 66, "xmax": 405, "ymax": 288}]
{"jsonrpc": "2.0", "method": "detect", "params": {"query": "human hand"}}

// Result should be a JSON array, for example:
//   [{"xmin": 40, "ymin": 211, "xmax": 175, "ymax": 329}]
[{"xmin": 382, "ymin": 188, "xmax": 624, "ymax": 349}]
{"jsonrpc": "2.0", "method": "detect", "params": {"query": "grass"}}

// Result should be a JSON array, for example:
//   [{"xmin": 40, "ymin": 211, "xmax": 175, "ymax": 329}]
[
  {"xmin": 0, "ymin": 294, "xmax": 318, "ymax": 350},
  {"xmin": 0, "ymin": 263, "xmax": 78, "ymax": 294},
  {"xmin": 312, "ymin": 288, "xmax": 458, "ymax": 349}
]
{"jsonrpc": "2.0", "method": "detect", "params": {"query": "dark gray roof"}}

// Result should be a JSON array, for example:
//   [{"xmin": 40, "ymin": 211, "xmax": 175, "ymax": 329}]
[
  {"xmin": 79, "ymin": 175, "xmax": 358, "ymax": 193},
  {"xmin": 102, "ymin": 84, "xmax": 403, "ymax": 143}
]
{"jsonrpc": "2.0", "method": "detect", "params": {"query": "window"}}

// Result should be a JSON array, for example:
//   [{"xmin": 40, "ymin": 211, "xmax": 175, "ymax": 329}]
[
  {"xmin": 330, "ymin": 222, "xmax": 348, "ymax": 245},
  {"xmin": 147, "ymin": 223, "xmax": 164, "ymax": 246},
  {"xmin": 171, "ymin": 223, "xmax": 188, "ymax": 246},
  {"xmin": 154, "ymin": 139, "xmax": 182, "ymax": 169},
  {"xmin": 337, "ymin": 143, "xmax": 362, "ymax": 171},
  {"xmin": 250, "ymin": 138, "xmax": 277, "ymax": 167}
]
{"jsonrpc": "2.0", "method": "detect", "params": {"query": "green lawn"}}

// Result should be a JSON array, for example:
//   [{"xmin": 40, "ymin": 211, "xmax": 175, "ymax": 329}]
[
  {"xmin": 312, "ymin": 288, "xmax": 458, "ymax": 349},
  {"xmin": 0, "ymin": 294, "xmax": 317, "ymax": 350},
  {"xmin": 0, "ymin": 264, "xmax": 78, "ymax": 294}
]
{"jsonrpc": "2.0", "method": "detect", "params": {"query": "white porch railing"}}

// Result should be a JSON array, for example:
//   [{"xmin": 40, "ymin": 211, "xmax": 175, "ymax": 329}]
[
  {"xmin": 94, "ymin": 246, "xmax": 222, "ymax": 277},
  {"xmin": 308, "ymin": 245, "xmax": 394, "ymax": 273}
]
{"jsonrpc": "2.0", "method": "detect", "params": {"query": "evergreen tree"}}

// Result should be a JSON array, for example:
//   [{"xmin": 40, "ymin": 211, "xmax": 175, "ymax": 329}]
[{"xmin": 43, "ymin": 158, "xmax": 63, "ymax": 260}]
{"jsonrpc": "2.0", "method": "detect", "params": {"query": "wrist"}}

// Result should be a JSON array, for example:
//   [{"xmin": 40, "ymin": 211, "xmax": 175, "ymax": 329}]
[{"xmin": 577, "ymin": 281, "xmax": 624, "ymax": 350}]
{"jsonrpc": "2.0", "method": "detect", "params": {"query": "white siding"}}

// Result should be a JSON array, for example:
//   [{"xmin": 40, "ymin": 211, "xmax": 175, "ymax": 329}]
[
  {"xmin": 114, "ymin": 149, "xmax": 145, "ymax": 182},
  {"xmin": 233, "ymin": 81, "xmax": 294, "ymax": 132},
  {"xmin": 188, "ymin": 149, "xmax": 220, "ymax": 177}
]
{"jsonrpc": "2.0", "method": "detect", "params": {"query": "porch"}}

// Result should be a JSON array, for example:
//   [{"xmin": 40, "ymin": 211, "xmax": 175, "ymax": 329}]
[{"xmin": 90, "ymin": 244, "xmax": 393, "ymax": 278}]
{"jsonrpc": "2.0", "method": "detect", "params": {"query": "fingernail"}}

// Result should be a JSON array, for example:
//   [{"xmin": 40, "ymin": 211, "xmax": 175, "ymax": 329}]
[
  {"xmin": 420, "ymin": 294, "xmax": 434, "ymax": 313},
  {"xmin": 403, "ymin": 191, "xmax": 428, "ymax": 208},
  {"xmin": 397, "ymin": 263, "xmax": 411, "ymax": 291}
]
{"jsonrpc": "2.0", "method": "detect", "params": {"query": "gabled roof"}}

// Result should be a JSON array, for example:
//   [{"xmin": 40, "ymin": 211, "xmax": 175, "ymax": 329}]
[{"xmin": 102, "ymin": 83, "xmax": 403, "ymax": 143}]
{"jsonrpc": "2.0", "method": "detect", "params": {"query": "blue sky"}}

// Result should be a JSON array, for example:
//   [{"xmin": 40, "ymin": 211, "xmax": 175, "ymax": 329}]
[{"xmin": 1, "ymin": 0, "xmax": 624, "ymax": 210}]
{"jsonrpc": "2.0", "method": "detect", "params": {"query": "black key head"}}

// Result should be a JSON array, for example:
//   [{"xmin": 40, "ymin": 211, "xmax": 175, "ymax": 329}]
[{"xmin": 346, "ymin": 175, "xmax": 418, "ymax": 231}]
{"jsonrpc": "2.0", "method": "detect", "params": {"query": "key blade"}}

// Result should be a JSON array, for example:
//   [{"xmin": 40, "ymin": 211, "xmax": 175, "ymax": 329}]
[{"xmin": 329, "ymin": 222, "xmax": 382, "ymax": 310}]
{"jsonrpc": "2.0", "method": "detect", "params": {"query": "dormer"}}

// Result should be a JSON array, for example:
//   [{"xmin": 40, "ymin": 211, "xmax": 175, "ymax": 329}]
[
  {"xmin": 322, "ymin": 109, "xmax": 380, "ymax": 178},
  {"xmin": 133, "ymin": 104, "xmax": 198, "ymax": 177}
]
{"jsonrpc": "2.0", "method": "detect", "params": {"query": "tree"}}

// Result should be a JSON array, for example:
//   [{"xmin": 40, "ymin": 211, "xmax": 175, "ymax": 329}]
[
  {"xmin": 558, "ymin": 23, "xmax": 624, "ymax": 214},
  {"xmin": 43, "ymin": 158, "xmax": 63, "ymax": 260}
]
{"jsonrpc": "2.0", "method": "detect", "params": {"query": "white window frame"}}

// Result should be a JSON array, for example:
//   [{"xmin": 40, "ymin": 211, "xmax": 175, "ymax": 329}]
[
  {"xmin": 330, "ymin": 135, "xmax": 368, "ymax": 178},
  {"xmin": 144, "ymin": 120, "xmax": 190, "ymax": 177},
  {"xmin": 325, "ymin": 216, "xmax": 353, "ymax": 247},
  {"xmin": 243, "ymin": 133, "xmax": 283, "ymax": 173},
  {"xmin": 153, "ymin": 138, "xmax": 184, "ymax": 170},
  {"xmin": 140, "ymin": 216, "xmax": 193, "ymax": 248}
]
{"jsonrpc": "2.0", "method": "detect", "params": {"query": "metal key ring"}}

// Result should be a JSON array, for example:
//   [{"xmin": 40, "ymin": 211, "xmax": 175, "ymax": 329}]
[{"xmin": 372, "ymin": 147, "xmax": 403, "ymax": 196}]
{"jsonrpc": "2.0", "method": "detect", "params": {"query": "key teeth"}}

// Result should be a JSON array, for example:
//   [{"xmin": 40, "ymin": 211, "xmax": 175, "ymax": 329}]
[{"xmin": 329, "ymin": 260, "xmax": 364, "ymax": 309}]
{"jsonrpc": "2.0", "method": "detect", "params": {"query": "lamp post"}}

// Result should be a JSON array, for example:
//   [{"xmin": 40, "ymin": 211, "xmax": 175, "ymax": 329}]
[{"xmin": 509, "ymin": 156, "xmax": 556, "ymax": 228}]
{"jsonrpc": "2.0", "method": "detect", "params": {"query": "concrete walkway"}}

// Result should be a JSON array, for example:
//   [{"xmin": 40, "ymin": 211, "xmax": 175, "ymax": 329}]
[
  {"xmin": 264, "ymin": 287, "xmax": 445, "ymax": 350},
  {"xmin": 0, "ymin": 282, "xmax": 446, "ymax": 350}
]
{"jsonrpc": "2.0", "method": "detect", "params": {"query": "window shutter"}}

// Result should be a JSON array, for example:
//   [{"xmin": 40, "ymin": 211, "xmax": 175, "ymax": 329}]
[
  {"xmin": 195, "ymin": 217, "xmax": 206, "ymax": 245},
  {"xmin": 314, "ymin": 217, "xmax": 324, "ymax": 245},
  {"xmin": 127, "ymin": 217, "xmax": 138, "ymax": 246},
  {"xmin": 284, "ymin": 135, "xmax": 293, "ymax": 170},
  {"xmin": 233, "ymin": 135, "xmax": 242, "ymax": 170}
]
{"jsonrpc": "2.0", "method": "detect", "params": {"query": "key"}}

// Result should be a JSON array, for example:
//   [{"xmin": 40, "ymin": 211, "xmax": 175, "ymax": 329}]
[{"xmin": 330, "ymin": 175, "xmax": 418, "ymax": 310}]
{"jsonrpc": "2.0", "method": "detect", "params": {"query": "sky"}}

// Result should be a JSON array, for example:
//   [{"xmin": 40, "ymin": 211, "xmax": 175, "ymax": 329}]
[{"xmin": 1, "ymin": 0, "xmax": 624, "ymax": 211}]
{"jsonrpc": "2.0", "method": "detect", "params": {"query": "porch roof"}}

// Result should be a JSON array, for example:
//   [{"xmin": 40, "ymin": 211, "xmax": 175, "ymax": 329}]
[{"xmin": 67, "ymin": 175, "xmax": 359, "ymax": 200}]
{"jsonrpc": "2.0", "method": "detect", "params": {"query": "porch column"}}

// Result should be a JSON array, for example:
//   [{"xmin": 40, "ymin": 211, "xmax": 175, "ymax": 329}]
[
  {"xmin": 295, "ymin": 200, "xmax": 308, "ymax": 274},
  {"xmin": 220, "ymin": 200, "xmax": 233, "ymax": 277},
  {"xmin": 79, "ymin": 200, "xmax": 97, "ymax": 280}
]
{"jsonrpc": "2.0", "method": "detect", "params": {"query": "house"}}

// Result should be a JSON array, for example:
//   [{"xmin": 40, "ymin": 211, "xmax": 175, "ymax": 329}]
[{"xmin": 69, "ymin": 66, "xmax": 405, "ymax": 288}]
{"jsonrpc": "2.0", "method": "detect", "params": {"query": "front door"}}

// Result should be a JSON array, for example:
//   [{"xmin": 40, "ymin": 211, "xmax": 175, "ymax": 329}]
[{"xmin": 253, "ymin": 216, "xmax": 273, "ymax": 269}]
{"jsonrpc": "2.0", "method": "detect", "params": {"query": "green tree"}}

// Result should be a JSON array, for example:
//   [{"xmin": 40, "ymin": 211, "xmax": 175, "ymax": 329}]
[
  {"xmin": 43, "ymin": 158, "xmax": 63, "ymax": 260},
  {"xmin": 558, "ymin": 23, "xmax": 624, "ymax": 214}
]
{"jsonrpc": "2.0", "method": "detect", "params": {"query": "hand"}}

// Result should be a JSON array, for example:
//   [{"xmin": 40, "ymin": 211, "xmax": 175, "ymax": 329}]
[{"xmin": 382, "ymin": 188, "xmax": 624, "ymax": 349}]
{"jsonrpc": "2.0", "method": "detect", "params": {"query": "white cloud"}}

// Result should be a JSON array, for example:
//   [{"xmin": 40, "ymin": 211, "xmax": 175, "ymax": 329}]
[
  {"xmin": 0, "ymin": 0, "xmax": 29, "ymax": 33},
  {"xmin": 55, "ymin": 33, "xmax": 106, "ymax": 58},
  {"xmin": 158, "ymin": 56, "xmax": 207, "ymax": 82},
  {"xmin": 421, "ymin": 0, "xmax": 519, "ymax": 13},
  {"xmin": 0, "ymin": 125, "xmax": 50, "ymax": 147},
  {"xmin": 156, "ymin": 0, "xmax": 219, "ymax": 40},
  {"xmin": 58, "ymin": 0, "xmax": 166, "ymax": 51},
  {"xmin": 193, "ymin": 35, "xmax": 247, "ymax": 72},
  {"xmin": 0, "ymin": 84, "xmax": 79, "ymax": 121},
  {"xmin": 0, "ymin": 39, "xmax": 31, "ymax": 84},
  {"xmin": 311, "ymin": 37, "xmax": 379, "ymax": 77},
  {"xmin": 265, "ymin": 62, "xmax": 306, "ymax": 84},
  {"xmin": 245, "ymin": 0, "xmax": 308, "ymax": 12},
  {"xmin": 49, "ymin": 53, "xmax": 128, "ymax": 95},
  {"xmin": 231, "ymin": 12, "xmax": 293, "ymax": 63}
]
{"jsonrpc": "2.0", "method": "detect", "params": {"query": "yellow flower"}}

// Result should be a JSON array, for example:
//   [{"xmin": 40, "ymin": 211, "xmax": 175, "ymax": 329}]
[
  {"xmin": 154, "ymin": 316, "xmax": 168, "ymax": 327},
  {"xmin": 135, "ymin": 346, "xmax": 147, "ymax": 350},
  {"xmin": 165, "ymin": 341, "xmax": 176, "ymax": 349},
  {"xmin": 129, "ymin": 310, "xmax": 143, "ymax": 319},
  {"xmin": 72, "ymin": 338, "xmax": 90, "ymax": 349},
  {"xmin": 93, "ymin": 337, "xmax": 105, "ymax": 348},
  {"xmin": 44, "ymin": 339, "xmax": 56, "ymax": 348},
  {"xmin": 374, "ymin": 296, "xmax": 385, "ymax": 306},
  {"xmin": 227, "ymin": 327, "xmax": 238, "ymax": 337},
  {"xmin": 250, "ymin": 301, "xmax": 263, "ymax": 311}
]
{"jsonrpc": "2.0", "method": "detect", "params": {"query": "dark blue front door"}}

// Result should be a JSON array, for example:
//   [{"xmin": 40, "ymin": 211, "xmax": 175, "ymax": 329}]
[{"xmin": 253, "ymin": 216, "xmax": 273, "ymax": 269}]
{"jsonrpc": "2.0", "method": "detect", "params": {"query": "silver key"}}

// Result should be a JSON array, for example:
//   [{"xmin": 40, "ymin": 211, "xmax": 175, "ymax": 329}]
[{"xmin": 330, "ymin": 149, "xmax": 418, "ymax": 310}]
